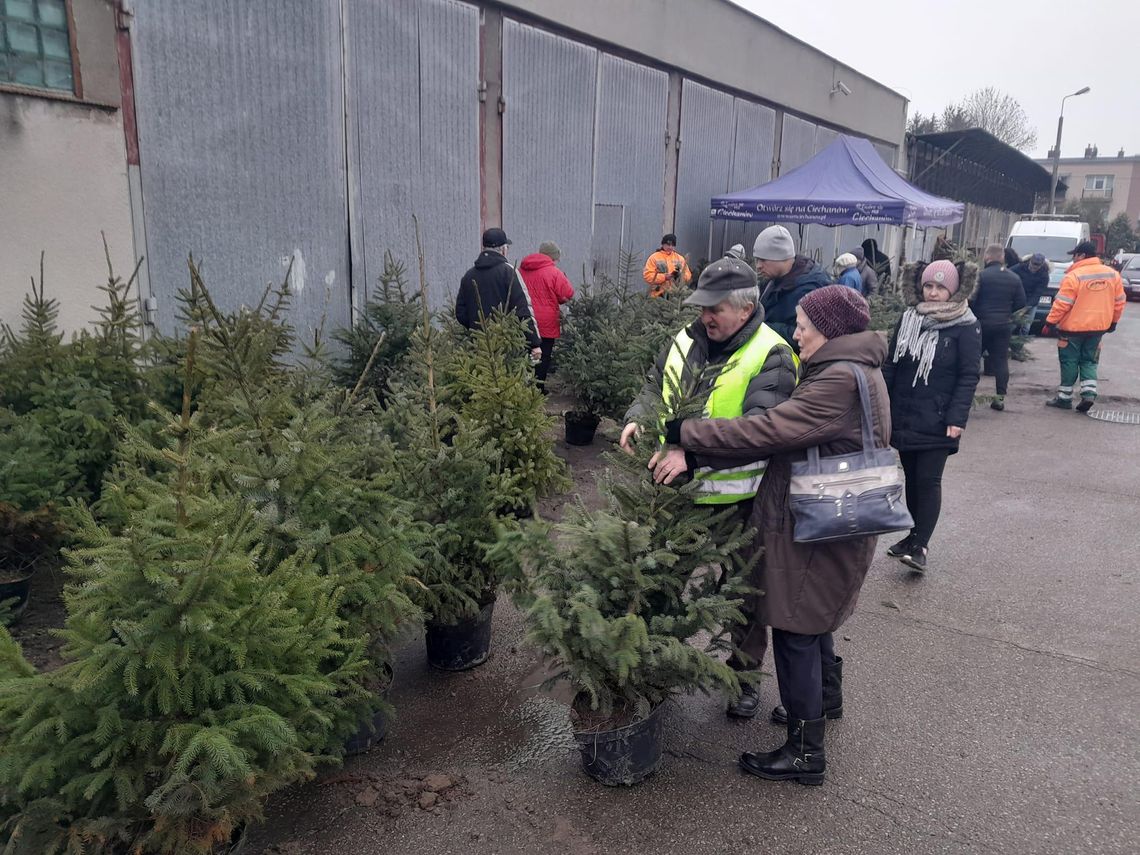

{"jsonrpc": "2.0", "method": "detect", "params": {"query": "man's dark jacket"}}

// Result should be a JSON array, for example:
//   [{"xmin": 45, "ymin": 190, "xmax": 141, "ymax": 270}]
[
  {"xmin": 970, "ymin": 261, "xmax": 1027, "ymax": 327},
  {"xmin": 760, "ymin": 256, "xmax": 832, "ymax": 348},
  {"xmin": 1009, "ymin": 261, "xmax": 1049, "ymax": 308},
  {"xmin": 455, "ymin": 251, "xmax": 540, "ymax": 348}
]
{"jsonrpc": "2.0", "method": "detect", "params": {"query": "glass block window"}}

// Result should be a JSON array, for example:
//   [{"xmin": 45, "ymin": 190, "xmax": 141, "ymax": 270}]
[{"xmin": 1, "ymin": 0, "xmax": 74, "ymax": 93}]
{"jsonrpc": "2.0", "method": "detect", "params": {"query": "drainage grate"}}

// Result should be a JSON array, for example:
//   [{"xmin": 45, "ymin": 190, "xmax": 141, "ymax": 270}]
[{"xmin": 1087, "ymin": 410, "xmax": 1140, "ymax": 425}]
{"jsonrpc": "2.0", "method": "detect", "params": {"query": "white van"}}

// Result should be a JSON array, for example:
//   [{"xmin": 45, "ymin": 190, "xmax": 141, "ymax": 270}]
[{"xmin": 1006, "ymin": 216, "xmax": 1090, "ymax": 327}]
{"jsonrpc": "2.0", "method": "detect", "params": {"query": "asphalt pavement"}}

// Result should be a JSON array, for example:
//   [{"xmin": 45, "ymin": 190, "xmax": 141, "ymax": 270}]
[{"xmin": 250, "ymin": 310, "xmax": 1140, "ymax": 855}]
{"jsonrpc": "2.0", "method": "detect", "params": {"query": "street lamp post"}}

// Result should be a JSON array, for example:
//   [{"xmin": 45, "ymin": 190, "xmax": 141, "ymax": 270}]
[{"xmin": 1049, "ymin": 86, "xmax": 1091, "ymax": 214}]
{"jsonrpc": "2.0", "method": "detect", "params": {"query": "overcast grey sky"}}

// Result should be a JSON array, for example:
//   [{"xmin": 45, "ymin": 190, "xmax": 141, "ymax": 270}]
[{"xmin": 730, "ymin": 0, "xmax": 1139, "ymax": 160}]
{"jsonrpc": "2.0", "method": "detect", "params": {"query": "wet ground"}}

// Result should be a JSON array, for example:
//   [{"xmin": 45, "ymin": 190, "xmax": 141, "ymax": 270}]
[{"xmin": 247, "ymin": 328, "xmax": 1135, "ymax": 854}]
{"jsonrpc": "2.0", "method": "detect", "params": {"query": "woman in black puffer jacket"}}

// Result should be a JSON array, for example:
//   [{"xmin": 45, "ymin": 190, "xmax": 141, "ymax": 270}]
[{"xmin": 882, "ymin": 259, "xmax": 982, "ymax": 573}]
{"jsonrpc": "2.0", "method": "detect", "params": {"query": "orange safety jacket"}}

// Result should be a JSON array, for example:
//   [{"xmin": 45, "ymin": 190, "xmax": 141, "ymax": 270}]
[
  {"xmin": 1044, "ymin": 257, "xmax": 1125, "ymax": 334},
  {"xmin": 643, "ymin": 248, "xmax": 693, "ymax": 296}
]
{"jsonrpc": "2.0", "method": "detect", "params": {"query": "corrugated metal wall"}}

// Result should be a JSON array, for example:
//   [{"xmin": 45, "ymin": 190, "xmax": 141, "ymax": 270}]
[
  {"xmin": 132, "ymin": 0, "xmax": 350, "ymax": 336},
  {"xmin": 592, "ymin": 53, "xmax": 668, "ymax": 281},
  {"xmin": 346, "ymin": 0, "xmax": 480, "ymax": 308},
  {"xmin": 675, "ymin": 80, "xmax": 736, "ymax": 264},
  {"xmin": 502, "ymin": 21, "xmax": 597, "ymax": 285},
  {"xmin": 720, "ymin": 99, "xmax": 777, "ymax": 256}
]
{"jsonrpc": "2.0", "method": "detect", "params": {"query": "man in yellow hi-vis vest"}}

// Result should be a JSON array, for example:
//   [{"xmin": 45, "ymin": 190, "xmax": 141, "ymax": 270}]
[{"xmin": 620, "ymin": 254, "xmax": 799, "ymax": 719}]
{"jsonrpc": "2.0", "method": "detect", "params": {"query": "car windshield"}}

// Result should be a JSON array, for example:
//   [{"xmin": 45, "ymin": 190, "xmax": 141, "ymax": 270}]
[
  {"xmin": 1125, "ymin": 257, "xmax": 1140, "ymax": 270},
  {"xmin": 1009, "ymin": 236, "xmax": 1078, "ymax": 263}
]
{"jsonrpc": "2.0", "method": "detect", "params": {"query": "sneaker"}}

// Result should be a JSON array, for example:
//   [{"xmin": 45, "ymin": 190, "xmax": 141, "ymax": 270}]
[
  {"xmin": 902, "ymin": 547, "xmax": 927, "ymax": 573},
  {"xmin": 990, "ymin": 397, "xmax": 1005, "ymax": 412},
  {"xmin": 887, "ymin": 535, "xmax": 914, "ymax": 559},
  {"xmin": 1045, "ymin": 397, "xmax": 1072, "ymax": 410},
  {"xmin": 1076, "ymin": 399, "xmax": 1094, "ymax": 413}
]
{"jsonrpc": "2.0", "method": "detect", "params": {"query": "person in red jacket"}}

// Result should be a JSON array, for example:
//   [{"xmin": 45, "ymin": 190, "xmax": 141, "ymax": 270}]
[{"xmin": 517, "ymin": 241, "xmax": 575, "ymax": 390}]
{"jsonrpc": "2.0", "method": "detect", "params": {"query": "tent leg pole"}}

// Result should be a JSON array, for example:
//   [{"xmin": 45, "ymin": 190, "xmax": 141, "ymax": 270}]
[{"xmin": 708, "ymin": 221, "xmax": 713, "ymax": 264}]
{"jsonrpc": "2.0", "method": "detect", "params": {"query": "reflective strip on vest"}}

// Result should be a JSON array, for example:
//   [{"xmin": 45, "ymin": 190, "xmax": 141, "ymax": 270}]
[{"xmin": 661, "ymin": 323, "xmax": 798, "ymax": 504}]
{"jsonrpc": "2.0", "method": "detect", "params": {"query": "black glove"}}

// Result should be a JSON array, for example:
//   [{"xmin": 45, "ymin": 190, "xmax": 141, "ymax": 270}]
[
  {"xmin": 1108, "ymin": 323, "xmax": 1117, "ymax": 333},
  {"xmin": 663, "ymin": 419, "xmax": 683, "ymax": 445}
]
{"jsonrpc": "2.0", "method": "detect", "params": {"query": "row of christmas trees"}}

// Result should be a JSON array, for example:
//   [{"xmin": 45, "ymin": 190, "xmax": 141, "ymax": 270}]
[{"xmin": 0, "ymin": 242, "xmax": 757, "ymax": 850}]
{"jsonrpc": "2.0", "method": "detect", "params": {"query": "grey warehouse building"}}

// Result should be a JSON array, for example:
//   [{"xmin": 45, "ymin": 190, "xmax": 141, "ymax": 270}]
[{"xmin": 1, "ymin": 0, "xmax": 908, "ymax": 337}]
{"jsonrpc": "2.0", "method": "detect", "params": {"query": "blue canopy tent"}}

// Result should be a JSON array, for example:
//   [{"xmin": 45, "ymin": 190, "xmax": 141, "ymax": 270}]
[{"xmin": 708, "ymin": 134, "xmax": 964, "ymax": 267}]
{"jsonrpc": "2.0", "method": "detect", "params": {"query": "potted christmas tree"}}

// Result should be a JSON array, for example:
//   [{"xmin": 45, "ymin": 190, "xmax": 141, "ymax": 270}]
[
  {"xmin": 0, "ymin": 333, "xmax": 363, "ymax": 853},
  {"xmin": 493, "ymin": 446, "xmax": 756, "ymax": 785}
]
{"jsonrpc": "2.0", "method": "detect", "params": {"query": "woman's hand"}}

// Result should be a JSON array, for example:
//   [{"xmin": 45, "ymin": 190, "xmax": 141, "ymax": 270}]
[
  {"xmin": 946, "ymin": 425, "xmax": 963, "ymax": 439},
  {"xmin": 648, "ymin": 447, "xmax": 689, "ymax": 485}
]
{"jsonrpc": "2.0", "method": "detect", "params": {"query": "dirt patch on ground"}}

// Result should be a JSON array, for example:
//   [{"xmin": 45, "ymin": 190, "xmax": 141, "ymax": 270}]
[{"xmin": 5, "ymin": 562, "xmax": 67, "ymax": 671}]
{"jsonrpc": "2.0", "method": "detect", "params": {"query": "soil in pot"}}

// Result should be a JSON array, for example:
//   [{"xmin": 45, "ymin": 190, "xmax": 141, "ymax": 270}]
[
  {"xmin": 425, "ymin": 599, "xmax": 495, "ymax": 671},
  {"xmin": 563, "ymin": 411, "xmax": 600, "ymax": 446},
  {"xmin": 572, "ymin": 696, "xmax": 666, "ymax": 786},
  {"xmin": 344, "ymin": 664, "xmax": 395, "ymax": 756}
]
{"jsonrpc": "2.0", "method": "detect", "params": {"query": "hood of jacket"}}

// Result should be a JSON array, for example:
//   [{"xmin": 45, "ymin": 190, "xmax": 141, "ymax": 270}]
[
  {"xmin": 900, "ymin": 260, "xmax": 979, "ymax": 307},
  {"xmin": 519, "ymin": 253, "xmax": 555, "ymax": 273},
  {"xmin": 805, "ymin": 329, "xmax": 888, "ymax": 371},
  {"xmin": 474, "ymin": 250, "xmax": 510, "ymax": 270}
]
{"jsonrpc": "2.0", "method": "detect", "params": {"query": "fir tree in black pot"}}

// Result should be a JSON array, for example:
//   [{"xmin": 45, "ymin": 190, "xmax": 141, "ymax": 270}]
[{"xmin": 492, "ymin": 445, "xmax": 757, "ymax": 785}]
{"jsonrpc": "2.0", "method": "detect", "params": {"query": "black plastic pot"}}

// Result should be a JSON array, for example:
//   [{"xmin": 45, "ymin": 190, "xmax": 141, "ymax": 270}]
[
  {"xmin": 0, "ymin": 575, "xmax": 32, "ymax": 622},
  {"xmin": 574, "ymin": 701, "xmax": 666, "ymax": 786},
  {"xmin": 564, "ymin": 411, "xmax": 600, "ymax": 446},
  {"xmin": 425, "ymin": 600, "xmax": 495, "ymax": 671},
  {"xmin": 344, "ymin": 667, "xmax": 394, "ymax": 756}
]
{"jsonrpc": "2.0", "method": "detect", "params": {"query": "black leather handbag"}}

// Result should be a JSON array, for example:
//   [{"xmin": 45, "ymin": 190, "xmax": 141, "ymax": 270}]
[{"xmin": 789, "ymin": 363, "xmax": 913, "ymax": 543}]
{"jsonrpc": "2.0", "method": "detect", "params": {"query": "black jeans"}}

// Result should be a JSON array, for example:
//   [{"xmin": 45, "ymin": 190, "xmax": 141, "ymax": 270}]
[
  {"xmin": 535, "ymin": 337, "xmax": 557, "ymax": 389},
  {"xmin": 899, "ymin": 448, "xmax": 951, "ymax": 549},
  {"xmin": 981, "ymin": 324, "xmax": 1012, "ymax": 396},
  {"xmin": 772, "ymin": 629, "xmax": 836, "ymax": 721}
]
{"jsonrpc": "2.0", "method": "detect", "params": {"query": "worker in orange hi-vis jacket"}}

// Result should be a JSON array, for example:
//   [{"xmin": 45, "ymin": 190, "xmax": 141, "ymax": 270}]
[
  {"xmin": 643, "ymin": 233, "xmax": 692, "ymax": 296},
  {"xmin": 1042, "ymin": 240, "xmax": 1125, "ymax": 413}
]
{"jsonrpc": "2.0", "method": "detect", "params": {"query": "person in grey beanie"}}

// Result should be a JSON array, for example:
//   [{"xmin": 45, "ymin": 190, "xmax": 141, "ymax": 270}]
[{"xmin": 753, "ymin": 225, "xmax": 832, "ymax": 350}]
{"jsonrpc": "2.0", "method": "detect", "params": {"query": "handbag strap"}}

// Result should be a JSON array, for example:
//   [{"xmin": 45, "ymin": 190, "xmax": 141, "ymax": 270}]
[{"xmin": 804, "ymin": 361, "xmax": 878, "ymax": 472}]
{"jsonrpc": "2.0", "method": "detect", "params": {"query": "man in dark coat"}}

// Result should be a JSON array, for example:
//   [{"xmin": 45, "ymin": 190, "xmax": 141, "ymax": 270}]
[
  {"xmin": 753, "ymin": 225, "xmax": 832, "ymax": 350},
  {"xmin": 850, "ymin": 247, "xmax": 879, "ymax": 297},
  {"xmin": 970, "ymin": 244, "xmax": 1026, "ymax": 411},
  {"xmin": 1009, "ymin": 253, "xmax": 1050, "ymax": 334},
  {"xmin": 621, "ymin": 256, "xmax": 799, "ymax": 719},
  {"xmin": 456, "ymin": 228, "xmax": 541, "ymax": 357}
]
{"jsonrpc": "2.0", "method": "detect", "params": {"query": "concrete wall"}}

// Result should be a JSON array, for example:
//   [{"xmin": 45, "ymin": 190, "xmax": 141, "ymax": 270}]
[
  {"xmin": 0, "ymin": 0, "xmax": 133, "ymax": 335},
  {"xmin": 494, "ymin": 0, "xmax": 907, "ymax": 149}
]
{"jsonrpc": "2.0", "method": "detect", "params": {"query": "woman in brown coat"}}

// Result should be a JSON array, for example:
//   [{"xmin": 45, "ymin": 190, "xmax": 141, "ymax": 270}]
[{"xmin": 654, "ymin": 285, "xmax": 890, "ymax": 785}]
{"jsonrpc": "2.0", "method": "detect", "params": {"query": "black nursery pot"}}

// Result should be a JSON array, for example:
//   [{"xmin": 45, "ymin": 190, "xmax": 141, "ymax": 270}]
[
  {"xmin": 564, "ymin": 411, "xmax": 600, "ymax": 446},
  {"xmin": 0, "ymin": 574, "xmax": 32, "ymax": 622},
  {"xmin": 425, "ymin": 600, "xmax": 495, "ymax": 671},
  {"xmin": 344, "ymin": 667, "xmax": 395, "ymax": 757},
  {"xmin": 574, "ymin": 701, "xmax": 666, "ymax": 786}
]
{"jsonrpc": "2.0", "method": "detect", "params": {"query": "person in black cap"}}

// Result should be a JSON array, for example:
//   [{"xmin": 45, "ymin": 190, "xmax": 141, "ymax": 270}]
[
  {"xmin": 1009, "ymin": 253, "xmax": 1050, "ymax": 335},
  {"xmin": 456, "ymin": 228, "xmax": 541, "ymax": 359},
  {"xmin": 643, "ymin": 233, "xmax": 692, "ymax": 297},
  {"xmin": 1042, "ymin": 240, "xmax": 1125, "ymax": 412},
  {"xmin": 620, "ymin": 256, "xmax": 799, "ymax": 719}
]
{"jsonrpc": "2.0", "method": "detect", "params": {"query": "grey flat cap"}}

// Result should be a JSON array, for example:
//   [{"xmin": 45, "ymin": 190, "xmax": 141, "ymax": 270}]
[{"xmin": 683, "ymin": 257, "xmax": 758, "ymax": 307}]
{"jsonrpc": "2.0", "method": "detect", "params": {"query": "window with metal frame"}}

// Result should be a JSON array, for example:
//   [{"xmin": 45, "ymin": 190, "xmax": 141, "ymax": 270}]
[{"xmin": 0, "ymin": 0, "xmax": 75, "ymax": 94}]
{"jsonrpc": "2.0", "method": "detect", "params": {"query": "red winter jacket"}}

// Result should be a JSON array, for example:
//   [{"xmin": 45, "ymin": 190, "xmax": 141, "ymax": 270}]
[{"xmin": 517, "ymin": 254, "xmax": 575, "ymax": 338}]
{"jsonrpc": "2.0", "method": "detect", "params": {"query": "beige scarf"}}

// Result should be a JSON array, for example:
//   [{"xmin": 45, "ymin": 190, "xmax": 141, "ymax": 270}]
[{"xmin": 892, "ymin": 300, "xmax": 975, "ymax": 386}]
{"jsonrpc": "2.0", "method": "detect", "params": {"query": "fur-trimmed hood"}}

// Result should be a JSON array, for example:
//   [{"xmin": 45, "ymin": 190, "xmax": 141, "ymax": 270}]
[{"xmin": 900, "ymin": 260, "xmax": 979, "ymax": 306}]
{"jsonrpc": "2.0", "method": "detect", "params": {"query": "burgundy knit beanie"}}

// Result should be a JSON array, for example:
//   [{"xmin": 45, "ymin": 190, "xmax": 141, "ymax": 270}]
[{"xmin": 799, "ymin": 284, "xmax": 871, "ymax": 339}]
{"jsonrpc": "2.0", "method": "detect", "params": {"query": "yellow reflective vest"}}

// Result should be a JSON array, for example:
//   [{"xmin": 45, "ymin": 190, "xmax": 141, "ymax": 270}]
[{"xmin": 662, "ymin": 323, "xmax": 798, "ymax": 504}]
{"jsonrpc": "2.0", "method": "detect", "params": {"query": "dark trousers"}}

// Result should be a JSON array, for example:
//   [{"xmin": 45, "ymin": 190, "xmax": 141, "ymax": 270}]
[
  {"xmin": 981, "ymin": 324, "xmax": 1013, "ymax": 396},
  {"xmin": 899, "ymin": 448, "xmax": 950, "ymax": 549},
  {"xmin": 773, "ymin": 629, "xmax": 836, "ymax": 721},
  {"xmin": 535, "ymin": 337, "xmax": 556, "ymax": 390}
]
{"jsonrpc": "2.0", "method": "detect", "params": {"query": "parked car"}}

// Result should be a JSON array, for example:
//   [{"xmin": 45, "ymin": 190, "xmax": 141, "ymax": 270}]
[{"xmin": 1121, "ymin": 256, "xmax": 1140, "ymax": 302}]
